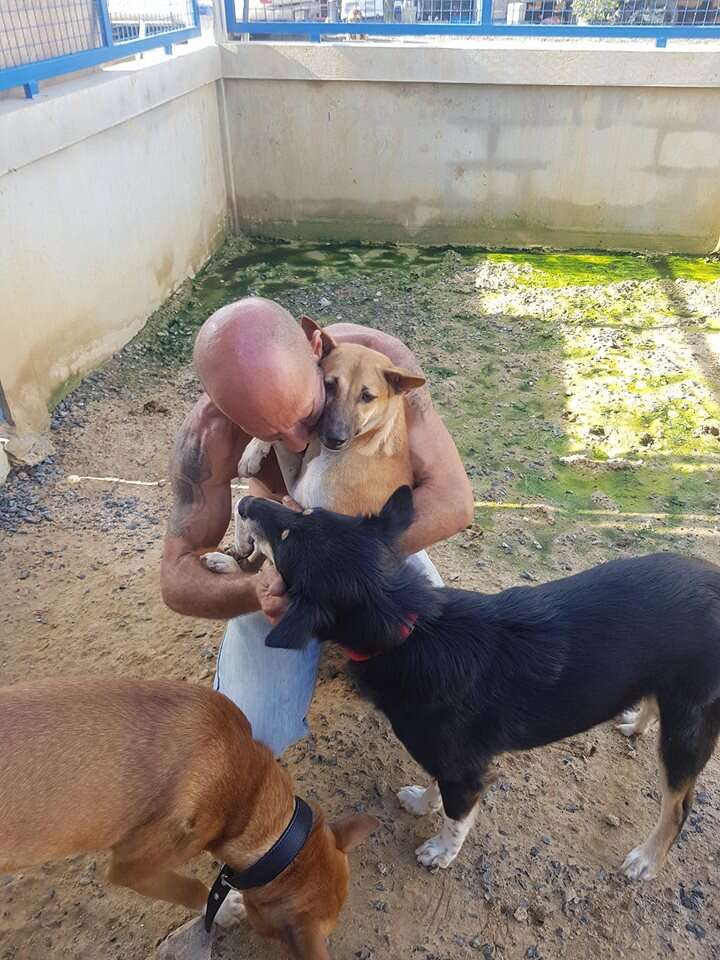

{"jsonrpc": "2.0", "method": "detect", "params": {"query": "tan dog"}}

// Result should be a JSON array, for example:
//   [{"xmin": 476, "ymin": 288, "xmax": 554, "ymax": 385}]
[
  {"xmin": 233, "ymin": 316, "xmax": 424, "ymax": 519},
  {"xmin": 0, "ymin": 678, "xmax": 376, "ymax": 959}
]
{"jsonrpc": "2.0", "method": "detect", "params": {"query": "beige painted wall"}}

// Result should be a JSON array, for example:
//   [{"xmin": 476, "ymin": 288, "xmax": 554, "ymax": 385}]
[
  {"xmin": 0, "ymin": 48, "xmax": 227, "ymax": 435},
  {"xmin": 222, "ymin": 43, "xmax": 720, "ymax": 253}
]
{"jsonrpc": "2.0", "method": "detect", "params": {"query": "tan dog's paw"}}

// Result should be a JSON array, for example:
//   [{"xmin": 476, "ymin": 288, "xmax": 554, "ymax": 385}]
[
  {"xmin": 202, "ymin": 552, "xmax": 240, "ymax": 574},
  {"xmin": 238, "ymin": 439, "xmax": 272, "ymax": 478},
  {"xmin": 214, "ymin": 889, "xmax": 246, "ymax": 928}
]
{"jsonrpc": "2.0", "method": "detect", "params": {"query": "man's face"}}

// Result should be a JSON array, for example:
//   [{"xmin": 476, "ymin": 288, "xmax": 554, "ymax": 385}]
[{"xmin": 252, "ymin": 369, "xmax": 326, "ymax": 452}]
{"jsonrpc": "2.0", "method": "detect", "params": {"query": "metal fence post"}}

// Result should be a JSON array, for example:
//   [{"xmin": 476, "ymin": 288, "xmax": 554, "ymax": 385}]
[
  {"xmin": 479, "ymin": 0, "xmax": 493, "ymax": 25},
  {"xmin": 96, "ymin": 0, "xmax": 115, "ymax": 48}
]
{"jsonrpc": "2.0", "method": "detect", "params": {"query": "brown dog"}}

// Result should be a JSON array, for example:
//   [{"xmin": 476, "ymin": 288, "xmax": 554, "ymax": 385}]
[
  {"xmin": 0, "ymin": 678, "xmax": 376, "ymax": 958},
  {"xmin": 234, "ymin": 316, "xmax": 424, "ymax": 518}
]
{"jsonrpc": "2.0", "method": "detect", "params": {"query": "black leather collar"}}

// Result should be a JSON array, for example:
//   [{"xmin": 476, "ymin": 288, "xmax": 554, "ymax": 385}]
[{"xmin": 204, "ymin": 796, "xmax": 313, "ymax": 931}]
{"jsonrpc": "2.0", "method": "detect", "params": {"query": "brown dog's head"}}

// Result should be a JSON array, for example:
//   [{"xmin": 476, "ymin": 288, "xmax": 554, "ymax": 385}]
[
  {"xmin": 242, "ymin": 809, "xmax": 377, "ymax": 959},
  {"xmin": 301, "ymin": 316, "xmax": 425, "ymax": 452}
]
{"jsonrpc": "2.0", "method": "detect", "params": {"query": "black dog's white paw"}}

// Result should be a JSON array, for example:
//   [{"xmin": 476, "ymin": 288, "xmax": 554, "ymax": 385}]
[
  {"xmin": 398, "ymin": 785, "xmax": 442, "ymax": 817},
  {"xmin": 622, "ymin": 845, "xmax": 659, "ymax": 881},
  {"xmin": 416, "ymin": 834, "xmax": 459, "ymax": 869}
]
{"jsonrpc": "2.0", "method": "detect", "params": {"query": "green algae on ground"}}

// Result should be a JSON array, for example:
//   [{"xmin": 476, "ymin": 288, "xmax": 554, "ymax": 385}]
[
  {"xmin": 485, "ymin": 251, "xmax": 720, "ymax": 287},
  {"xmin": 126, "ymin": 235, "xmax": 720, "ymax": 563}
]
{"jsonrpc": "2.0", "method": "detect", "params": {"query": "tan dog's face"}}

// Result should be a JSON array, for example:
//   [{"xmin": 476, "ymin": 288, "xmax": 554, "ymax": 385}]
[
  {"xmin": 300, "ymin": 317, "xmax": 425, "ymax": 452},
  {"xmin": 243, "ymin": 813, "xmax": 377, "ymax": 959}
]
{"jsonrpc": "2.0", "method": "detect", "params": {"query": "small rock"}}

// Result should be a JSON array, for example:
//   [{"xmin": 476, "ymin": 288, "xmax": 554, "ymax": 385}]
[
  {"xmin": 5, "ymin": 433, "xmax": 56, "ymax": 467},
  {"xmin": 529, "ymin": 904, "xmax": 546, "ymax": 926},
  {"xmin": 526, "ymin": 948, "xmax": 539, "ymax": 959},
  {"xmin": 520, "ymin": 571, "xmax": 536, "ymax": 582},
  {"xmin": 605, "ymin": 814, "xmax": 620, "ymax": 828},
  {"xmin": 514, "ymin": 906, "xmax": 529, "ymax": 923},
  {"xmin": 686, "ymin": 922, "xmax": 705, "ymax": 941}
]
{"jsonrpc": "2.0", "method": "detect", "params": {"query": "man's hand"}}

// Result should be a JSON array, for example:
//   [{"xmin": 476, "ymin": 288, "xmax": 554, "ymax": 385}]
[{"xmin": 256, "ymin": 565, "xmax": 289, "ymax": 624}]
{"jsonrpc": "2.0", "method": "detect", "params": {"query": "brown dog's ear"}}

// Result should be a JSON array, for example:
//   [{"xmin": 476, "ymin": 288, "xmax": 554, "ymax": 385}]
[
  {"xmin": 300, "ymin": 315, "xmax": 336, "ymax": 359},
  {"xmin": 285, "ymin": 924, "xmax": 333, "ymax": 960},
  {"xmin": 331, "ymin": 813, "xmax": 379, "ymax": 853},
  {"xmin": 384, "ymin": 366, "xmax": 426, "ymax": 394}
]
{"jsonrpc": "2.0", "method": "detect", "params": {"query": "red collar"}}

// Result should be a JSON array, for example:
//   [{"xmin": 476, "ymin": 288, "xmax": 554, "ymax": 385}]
[{"xmin": 343, "ymin": 614, "xmax": 418, "ymax": 662}]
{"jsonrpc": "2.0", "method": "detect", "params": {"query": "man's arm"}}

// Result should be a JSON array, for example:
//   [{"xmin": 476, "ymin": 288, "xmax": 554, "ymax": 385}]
[
  {"xmin": 161, "ymin": 399, "xmax": 263, "ymax": 619},
  {"xmin": 327, "ymin": 323, "xmax": 474, "ymax": 555}
]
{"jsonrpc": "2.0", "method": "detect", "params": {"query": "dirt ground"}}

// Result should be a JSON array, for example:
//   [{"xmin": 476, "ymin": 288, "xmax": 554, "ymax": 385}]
[{"xmin": 2, "ymin": 242, "xmax": 720, "ymax": 960}]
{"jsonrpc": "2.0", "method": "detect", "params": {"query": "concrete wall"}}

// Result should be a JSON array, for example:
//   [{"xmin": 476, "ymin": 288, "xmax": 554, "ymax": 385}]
[
  {"xmin": 0, "ymin": 45, "xmax": 226, "ymax": 436},
  {"xmin": 221, "ymin": 42, "xmax": 720, "ymax": 254},
  {"xmin": 2, "ymin": 38, "xmax": 719, "ymax": 438}
]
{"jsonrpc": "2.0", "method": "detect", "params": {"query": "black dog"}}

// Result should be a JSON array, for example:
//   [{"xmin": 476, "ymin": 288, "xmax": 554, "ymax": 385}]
[{"xmin": 237, "ymin": 487, "xmax": 720, "ymax": 878}]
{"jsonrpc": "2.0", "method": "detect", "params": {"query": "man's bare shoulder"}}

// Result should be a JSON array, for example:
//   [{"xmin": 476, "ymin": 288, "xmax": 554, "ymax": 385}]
[
  {"xmin": 173, "ymin": 394, "xmax": 248, "ymax": 473},
  {"xmin": 325, "ymin": 322, "xmax": 432, "ymax": 415}
]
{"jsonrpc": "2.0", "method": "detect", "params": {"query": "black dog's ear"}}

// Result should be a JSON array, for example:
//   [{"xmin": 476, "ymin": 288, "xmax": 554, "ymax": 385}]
[
  {"xmin": 265, "ymin": 598, "xmax": 318, "ymax": 651},
  {"xmin": 372, "ymin": 486, "xmax": 414, "ymax": 541}
]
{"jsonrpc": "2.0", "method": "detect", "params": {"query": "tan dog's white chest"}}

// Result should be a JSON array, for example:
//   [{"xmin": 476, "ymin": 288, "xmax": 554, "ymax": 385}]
[{"xmin": 291, "ymin": 446, "xmax": 337, "ymax": 510}]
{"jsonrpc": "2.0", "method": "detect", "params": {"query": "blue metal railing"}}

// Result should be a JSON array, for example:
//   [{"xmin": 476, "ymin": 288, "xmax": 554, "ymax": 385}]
[
  {"xmin": 0, "ymin": 0, "xmax": 201, "ymax": 98},
  {"xmin": 225, "ymin": 0, "xmax": 720, "ymax": 42}
]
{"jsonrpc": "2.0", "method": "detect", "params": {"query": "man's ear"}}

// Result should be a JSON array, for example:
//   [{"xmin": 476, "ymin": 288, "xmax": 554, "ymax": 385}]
[
  {"xmin": 384, "ymin": 365, "xmax": 426, "ymax": 394},
  {"xmin": 265, "ymin": 597, "xmax": 319, "ymax": 650},
  {"xmin": 300, "ymin": 315, "xmax": 336, "ymax": 360},
  {"xmin": 331, "ymin": 813, "xmax": 379, "ymax": 853}
]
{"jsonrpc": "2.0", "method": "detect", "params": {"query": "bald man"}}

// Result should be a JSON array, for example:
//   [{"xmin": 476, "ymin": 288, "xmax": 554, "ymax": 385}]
[{"xmin": 161, "ymin": 297, "xmax": 474, "ymax": 756}]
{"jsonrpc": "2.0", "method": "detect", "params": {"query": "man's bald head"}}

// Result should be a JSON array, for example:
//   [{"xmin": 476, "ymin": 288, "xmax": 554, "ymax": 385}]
[{"xmin": 194, "ymin": 297, "xmax": 324, "ymax": 450}]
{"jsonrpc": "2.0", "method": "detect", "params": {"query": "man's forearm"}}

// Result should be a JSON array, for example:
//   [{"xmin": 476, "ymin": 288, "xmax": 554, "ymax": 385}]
[
  {"xmin": 161, "ymin": 557, "xmax": 262, "ymax": 620},
  {"xmin": 399, "ymin": 481, "xmax": 474, "ymax": 557}
]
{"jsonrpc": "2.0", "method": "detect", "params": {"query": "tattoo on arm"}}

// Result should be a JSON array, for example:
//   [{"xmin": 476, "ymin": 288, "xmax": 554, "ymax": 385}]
[{"xmin": 168, "ymin": 436, "xmax": 212, "ymax": 538}]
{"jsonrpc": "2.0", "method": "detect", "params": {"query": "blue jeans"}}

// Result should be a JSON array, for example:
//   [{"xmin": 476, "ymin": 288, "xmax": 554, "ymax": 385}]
[{"xmin": 214, "ymin": 550, "xmax": 443, "ymax": 756}]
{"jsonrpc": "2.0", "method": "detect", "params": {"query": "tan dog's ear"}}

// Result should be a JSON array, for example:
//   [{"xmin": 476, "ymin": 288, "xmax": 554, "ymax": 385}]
[
  {"xmin": 300, "ymin": 315, "xmax": 337, "ymax": 360},
  {"xmin": 384, "ymin": 366, "xmax": 426, "ymax": 394},
  {"xmin": 300, "ymin": 315, "xmax": 322, "ymax": 340},
  {"xmin": 285, "ymin": 924, "xmax": 332, "ymax": 960},
  {"xmin": 331, "ymin": 813, "xmax": 379, "ymax": 853}
]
